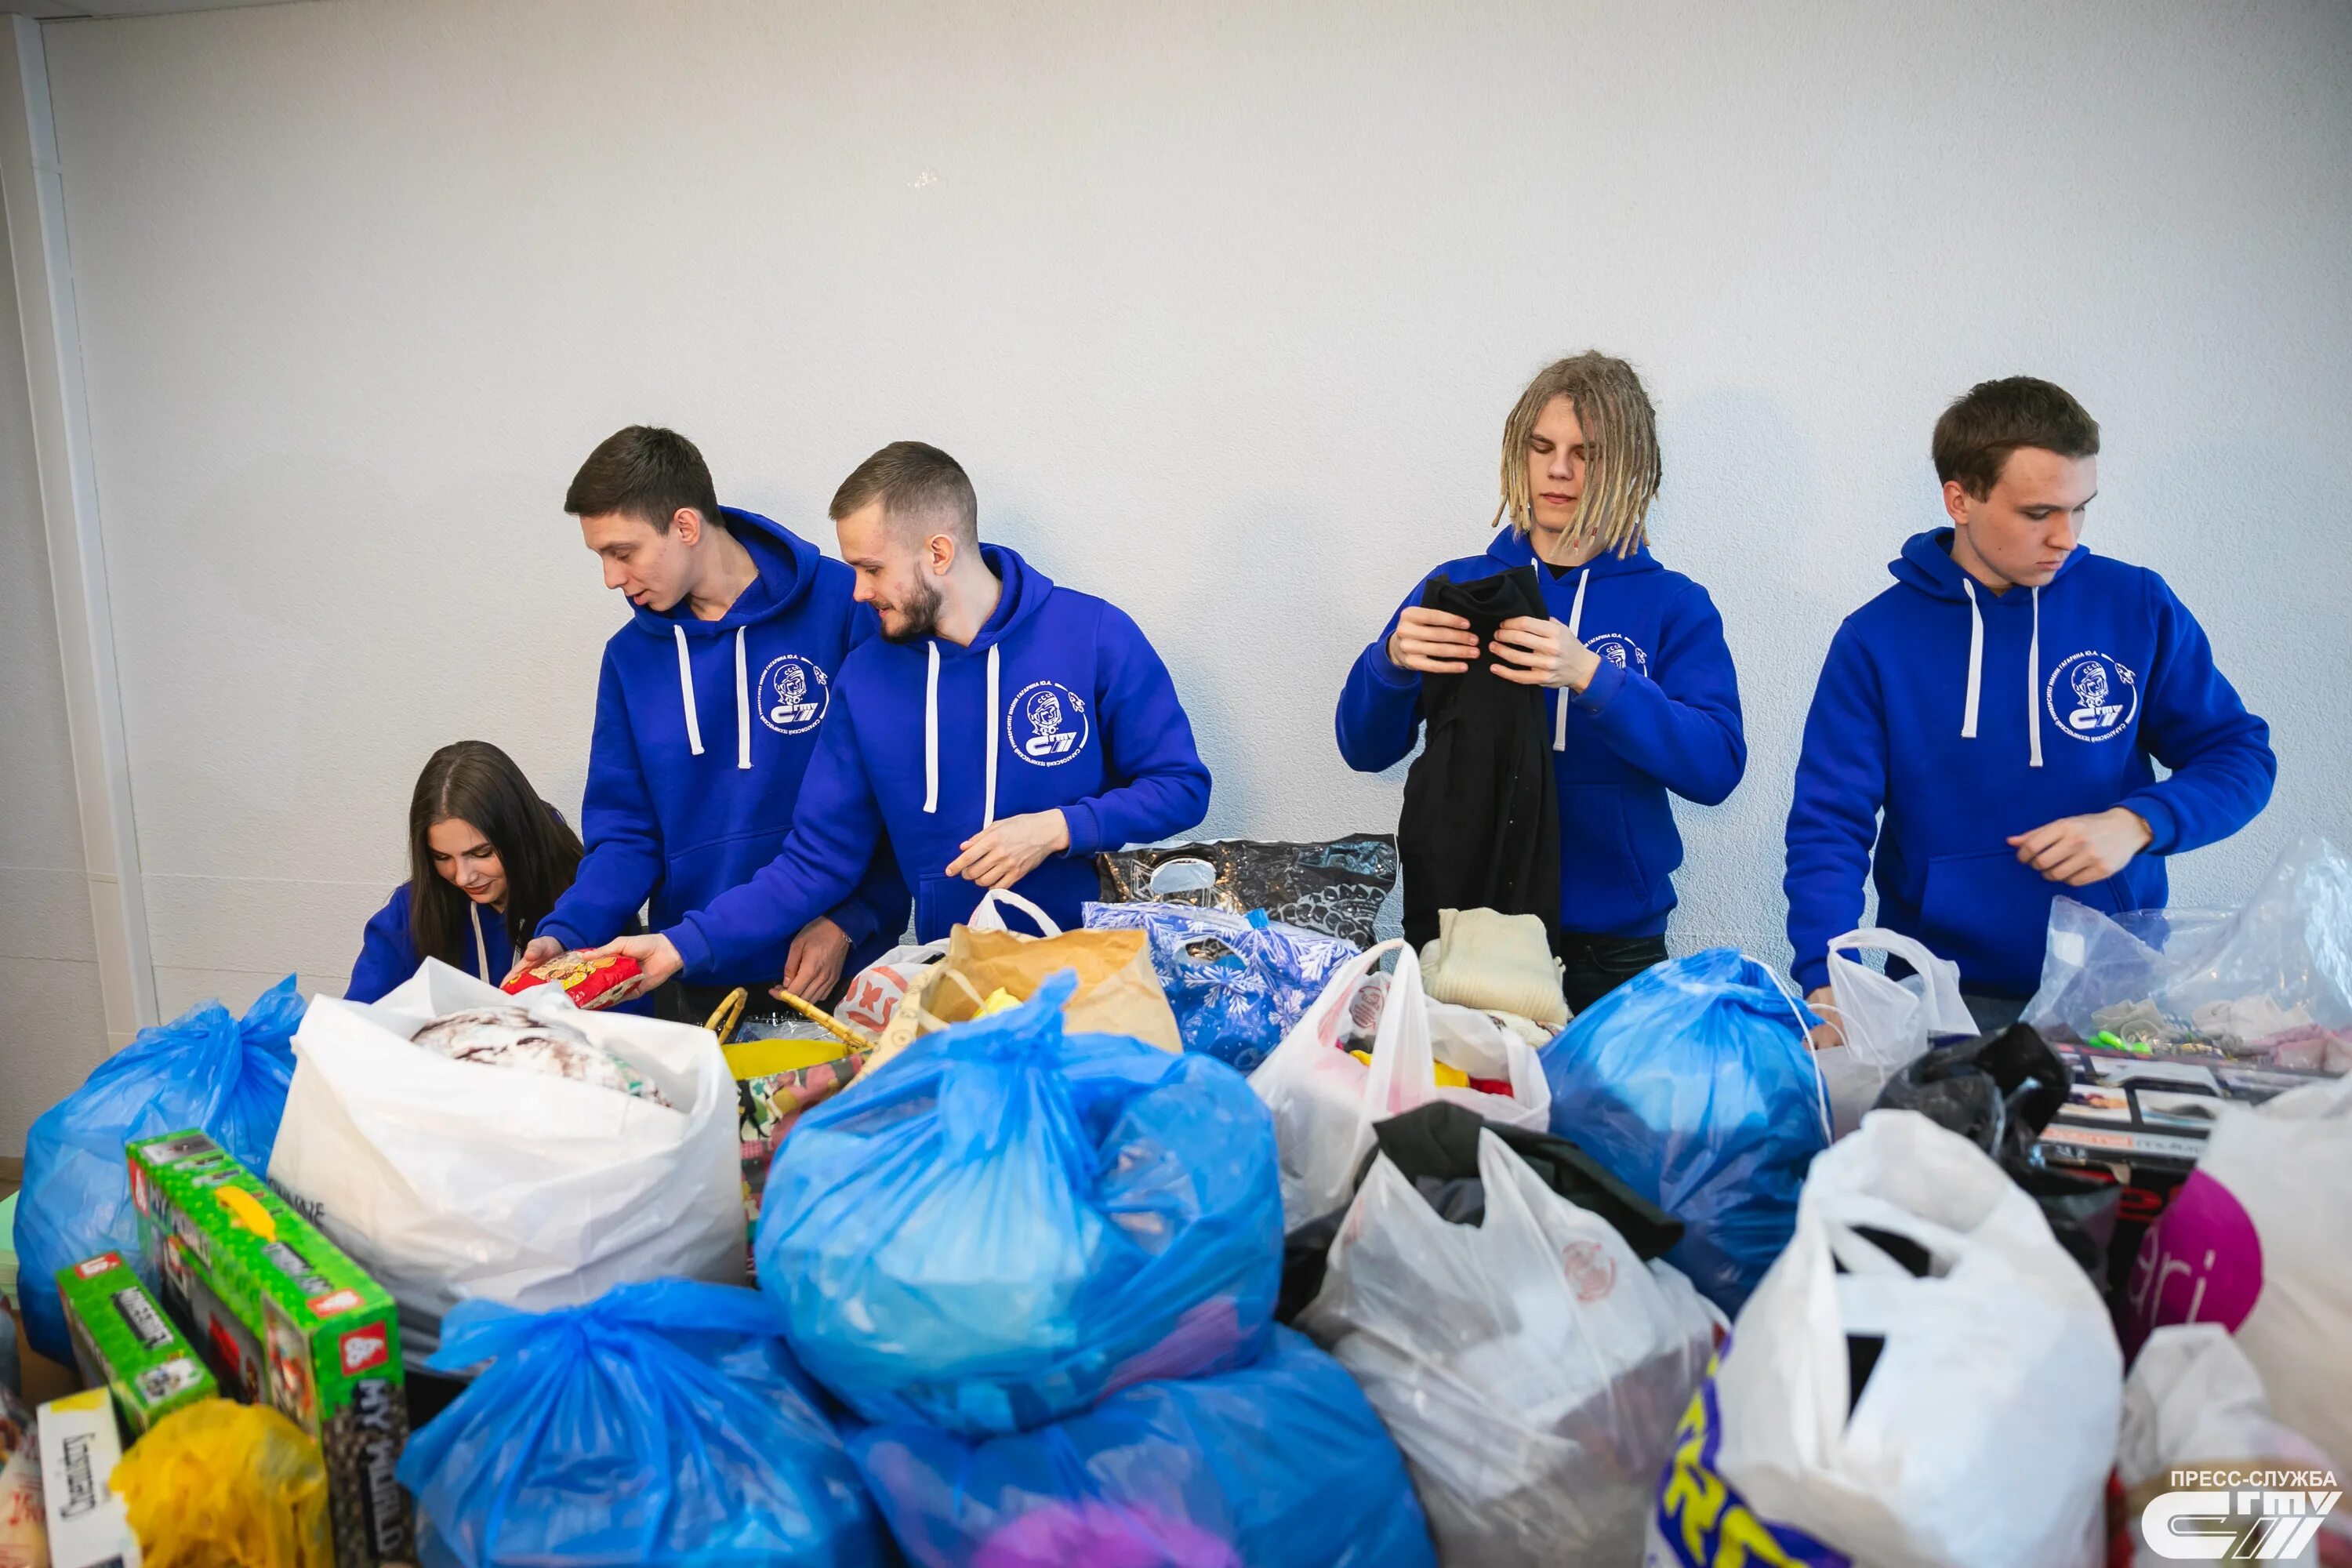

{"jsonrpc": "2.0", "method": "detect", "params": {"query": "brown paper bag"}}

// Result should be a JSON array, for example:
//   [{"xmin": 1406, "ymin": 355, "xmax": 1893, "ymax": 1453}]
[{"xmin": 871, "ymin": 888, "xmax": 1182, "ymax": 1069}]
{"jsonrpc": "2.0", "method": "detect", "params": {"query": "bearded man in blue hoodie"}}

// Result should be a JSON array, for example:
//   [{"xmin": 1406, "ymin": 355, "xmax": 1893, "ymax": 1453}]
[
  {"xmin": 517, "ymin": 426, "xmax": 909, "ymax": 1008},
  {"xmin": 1785, "ymin": 377, "xmax": 2275, "ymax": 1030},
  {"xmin": 596, "ymin": 441, "xmax": 1212, "ymax": 993}
]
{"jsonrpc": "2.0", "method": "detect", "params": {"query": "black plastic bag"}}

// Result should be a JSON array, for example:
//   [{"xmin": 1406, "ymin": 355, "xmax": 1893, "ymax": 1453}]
[
  {"xmin": 1096, "ymin": 835, "xmax": 1397, "ymax": 949},
  {"xmin": 1872, "ymin": 1023, "xmax": 2121, "ymax": 1290}
]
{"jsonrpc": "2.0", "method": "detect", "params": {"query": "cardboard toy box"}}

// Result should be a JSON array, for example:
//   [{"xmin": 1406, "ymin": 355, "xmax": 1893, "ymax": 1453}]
[
  {"xmin": 56, "ymin": 1250, "xmax": 217, "ymax": 1437},
  {"xmin": 126, "ymin": 1129, "xmax": 412, "ymax": 1567},
  {"xmin": 2035, "ymin": 1044, "xmax": 2331, "ymax": 1303}
]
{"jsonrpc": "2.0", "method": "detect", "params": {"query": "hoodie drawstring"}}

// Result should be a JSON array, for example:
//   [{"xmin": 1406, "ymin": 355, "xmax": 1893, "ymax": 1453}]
[
  {"xmin": 1958, "ymin": 579, "xmax": 2045, "ymax": 767},
  {"xmin": 734, "ymin": 628, "xmax": 752, "ymax": 771},
  {"xmin": 921, "ymin": 643, "xmax": 1004, "ymax": 825},
  {"xmin": 1960, "ymin": 579, "xmax": 1984, "ymax": 741},
  {"xmin": 673, "ymin": 626, "xmax": 705, "ymax": 757},
  {"xmin": 2028, "ymin": 586, "xmax": 2044, "ymax": 769},
  {"xmin": 469, "ymin": 902, "xmax": 489, "ymax": 984},
  {"xmin": 923, "ymin": 643, "xmax": 942, "ymax": 814},
  {"xmin": 1553, "ymin": 567, "xmax": 1590, "ymax": 752},
  {"xmin": 982, "ymin": 645, "xmax": 1001, "ymax": 829}
]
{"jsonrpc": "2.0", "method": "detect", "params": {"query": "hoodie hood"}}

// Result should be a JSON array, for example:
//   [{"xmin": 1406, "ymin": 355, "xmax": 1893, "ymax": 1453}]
[
  {"xmin": 916, "ymin": 545, "xmax": 1058, "ymax": 827},
  {"xmin": 622, "ymin": 508, "xmax": 830, "ymax": 773},
  {"xmin": 1484, "ymin": 525, "xmax": 1665, "ymax": 582},
  {"xmin": 1888, "ymin": 528, "xmax": 2096, "ymax": 771}
]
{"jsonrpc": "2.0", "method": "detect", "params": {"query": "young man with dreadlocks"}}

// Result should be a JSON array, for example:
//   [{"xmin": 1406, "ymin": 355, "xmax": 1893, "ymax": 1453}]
[{"xmin": 1336, "ymin": 353, "xmax": 1747, "ymax": 1011}]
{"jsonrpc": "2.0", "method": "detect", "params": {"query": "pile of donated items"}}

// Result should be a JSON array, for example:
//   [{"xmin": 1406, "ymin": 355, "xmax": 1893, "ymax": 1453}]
[{"xmin": 2, "ymin": 832, "xmax": 2347, "ymax": 1567}]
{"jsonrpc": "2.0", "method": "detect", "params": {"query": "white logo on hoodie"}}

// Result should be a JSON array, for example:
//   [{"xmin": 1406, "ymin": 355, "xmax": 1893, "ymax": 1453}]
[
  {"xmin": 759, "ymin": 655, "xmax": 830, "ymax": 735},
  {"xmin": 2045, "ymin": 650, "xmax": 2138, "ymax": 742},
  {"xmin": 1008, "ymin": 680, "xmax": 1090, "ymax": 766},
  {"xmin": 1582, "ymin": 633, "xmax": 1650, "ymax": 676}
]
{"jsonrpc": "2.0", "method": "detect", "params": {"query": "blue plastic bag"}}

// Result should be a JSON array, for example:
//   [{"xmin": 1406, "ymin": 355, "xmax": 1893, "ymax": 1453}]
[
  {"xmin": 398, "ymin": 1279, "xmax": 889, "ymax": 1568},
  {"xmin": 852, "ymin": 1326, "xmax": 1437, "ymax": 1568},
  {"xmin": 1083, "ymin": 903, "xmax": 1357, "ymax": 1073},
  {"xmin": 13, "ymin": 975, "xmax": 303, "ymax": 1363},
  {"xmin": 758, "ymin": 971, "xmax": 1283, "ymax": 1435},
  {"xmin": 1539, "ymin": 949, "xmax": 1828, "ymax": 1314}
]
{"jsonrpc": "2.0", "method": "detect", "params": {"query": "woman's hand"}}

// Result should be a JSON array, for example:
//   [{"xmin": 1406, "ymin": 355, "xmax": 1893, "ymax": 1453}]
[
  {"xmin": 1385, "ymin": 608, "xmax": 1481, "ymax": 675},
  {"xmin": 1489, "ymin": 615, "xmax": 1602, "ymax": 691}
]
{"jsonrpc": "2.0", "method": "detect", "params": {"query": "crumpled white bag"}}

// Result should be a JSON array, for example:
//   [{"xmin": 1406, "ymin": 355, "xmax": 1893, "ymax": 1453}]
[
  {"xmin": 1302, "ymin": 1128, "xmax": 1718, "ymax": 1567},
  {"xmin": 1646, "ymin": 1109, "xmax": 2122, "ymax": 1568},
  {"xmin": 270, "ymin": 959, "xmax": 742, "ymax": 1352},
  {"xmin": 1816, "ymin": 928, "xmax": 1977, "ymax": 1138},
  {"xmin": 1248, "ymin": 940, "xmax": 1549, "ymax": 1229}
]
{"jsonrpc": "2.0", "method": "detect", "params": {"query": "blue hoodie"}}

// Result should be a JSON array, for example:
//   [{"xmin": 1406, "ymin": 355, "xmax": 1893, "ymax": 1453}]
[
  {"xmin": 347, "ymin": 882, "xmax": 512, "ymax": 1003},
  {"xmin": 1334, "ymin": 528, "xmax": 1747, "ymax": 938},
  {"xmin": 537, "ymin": 509, "xmax": 910, "ymax": 989},
  {"xmin": 665, "ymin": 546, "xmax": 1211, "ymax": 978},
  {"xmin": 1785, "ymin": 529, "xmax": 2276, "ymax": 997}
]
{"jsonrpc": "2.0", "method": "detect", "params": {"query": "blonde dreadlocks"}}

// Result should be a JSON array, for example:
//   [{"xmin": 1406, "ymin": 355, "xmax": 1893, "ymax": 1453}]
[{"xmin": 1493, "ymin": 352, "xmax": 1661, "ymax": 562}]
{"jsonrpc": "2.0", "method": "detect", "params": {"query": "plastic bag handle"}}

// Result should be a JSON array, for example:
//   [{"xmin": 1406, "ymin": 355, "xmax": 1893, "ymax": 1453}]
[
  {"xmin": 1828, "ymin": 927, "xmax": 1948, "ymax": 980},
  {"xmin": 1759, "ymin": 964, "xmax": 1835, "ymax": 1145},
  {"xmin": 969, "ymin": 886, "xmax": 1062, "ymax": 937}
]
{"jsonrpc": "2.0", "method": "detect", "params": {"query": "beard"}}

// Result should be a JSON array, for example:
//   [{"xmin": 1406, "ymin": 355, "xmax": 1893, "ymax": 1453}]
[{"xmin": 880, "ymin": 575, "xmax": 944, "ymax": 644}]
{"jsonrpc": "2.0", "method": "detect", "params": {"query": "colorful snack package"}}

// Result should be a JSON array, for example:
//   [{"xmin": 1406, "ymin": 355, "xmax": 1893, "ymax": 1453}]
[{"xmin": 499, "ymin": 950, "xmax": 648, "ymax": 1011}]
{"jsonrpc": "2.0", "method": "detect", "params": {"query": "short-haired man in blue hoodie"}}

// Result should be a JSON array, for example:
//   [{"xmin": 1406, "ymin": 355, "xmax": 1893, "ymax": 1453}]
[
  {"xmin": 1785, "ymin": 378, "xmax": 2276, "ymax": 1031},
  {"xmin": 517, "ymin": 426, "xmax": 909, "ymax": 1009},
  {"xmin": 595, "ymin": 441, "xmax": 1213, "ymax": 993}
]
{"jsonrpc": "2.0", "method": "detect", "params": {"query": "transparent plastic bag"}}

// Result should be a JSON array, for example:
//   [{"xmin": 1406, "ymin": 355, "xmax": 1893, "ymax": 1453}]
[
  {"xmin": 1083, "ymin": 902, "xmax": 1357, "ymax": 1074},
  {"xmin": 2024, "ymin": 836, "xmax": 2352, "ymax": 1064},
  {"xmin": 398, "ymin": 1279, "xmax": 888, "ymax": 1568},
  {"xmin": 1299, "ymin": 1130, "xmax": 1717, "ymax": 1567},
  {"xmin": 850, "ymin": 1327, "xmax": 1437, "ymax": 1568},
  {"xmin": 757, "ymin": 973, "xmax": 1283, "ymax": 1435},
  {"xmin": 114, "ymin": 1399, "xmax": 331, "ymax": 1568},
  {"xmin": 1095, "ymin": 836, "xmax": 1399, "ymax": 949},
  {"xmin": 14, "ymin": 976, "xmax": 303, "ymax": 1363}
]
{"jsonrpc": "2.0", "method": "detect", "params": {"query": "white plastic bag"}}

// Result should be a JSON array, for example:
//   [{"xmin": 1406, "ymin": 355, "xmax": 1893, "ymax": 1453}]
[
  {"xmin": 2128, "ymin": 1073, "xmax": 2352, "ymax": 1474},
  {"xmin": 2116, "ymin": 1325, "xmax": 2340, "ymax": 1568},
  {"xmin": 832, "ymin": 941, "xmax": 948, "ymax": 1036},
  {"xmin": 1815, "ymin": 928, "xmax": 1976, "ymax": 1138},
  {"xmin": 269, "ymin": 959, "xmax": 742, "ymax": 1352},
  {"xmin": 1301, "ymin": 1129, "xmax": 1718, "ymax": 1567},
  {"xmin": 1646, "ymin": 1109, "xmax": 2122, "ymax": 1568},
  {"xmin": 1248, "ymin": 940, "xmax": 1550, "ymax": 1229}
]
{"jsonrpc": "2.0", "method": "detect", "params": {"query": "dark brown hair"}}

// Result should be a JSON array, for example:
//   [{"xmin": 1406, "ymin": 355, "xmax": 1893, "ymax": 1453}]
[
  {"xmin": 407, "ymin": 742, "xmax": 584, "ymax": 971},
  {"xmin": 829, "ymin": 441, "xmax": 978, "ymax": 543},
  {"xmin": 564, "ymin": 425, "xmax": 724, "ymax": 534},
  {"xmin": 1933, "ymin": 377, "xmax": 2101, "ymax": 499}
]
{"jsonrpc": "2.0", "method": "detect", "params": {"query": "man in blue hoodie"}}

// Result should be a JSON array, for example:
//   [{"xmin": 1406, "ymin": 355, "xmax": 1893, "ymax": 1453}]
[
  {"xmin": 593, "ymin": 441, "xmax": 1212, "ymax": 992},
  {"xmin": 1785, "ymin": 378, "xmax": 2275, "ymax": 1029},
  {"xmin": 519, "ymin": 426, "xmax": 909, "ymax": 1009}
]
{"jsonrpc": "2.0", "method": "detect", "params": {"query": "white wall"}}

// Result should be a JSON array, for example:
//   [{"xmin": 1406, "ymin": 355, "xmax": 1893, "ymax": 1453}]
[
  {"xmin": 0, "ymin": 159, "xmax": 109, "ymax": 1155},
  {"xmin": 20, "ymin": 0, "xmax": 2352, "ymax": 1035}
]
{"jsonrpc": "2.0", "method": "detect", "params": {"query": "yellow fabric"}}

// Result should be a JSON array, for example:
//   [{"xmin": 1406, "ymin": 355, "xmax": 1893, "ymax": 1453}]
[
  {"xmin": 1347, "ymin": 1047, "xmax": 1468, "ymax": 1089},
  {"xmin": 1418, "ymin": 907, "xmax": 1570, "ymax": 1030},
  {"xmin": 870, "ymin": 923, "xmax": 1183, "ymax": 1071},
  {"xmin": 978, "ymin": 988, "xmax": 1025, "ymax": 1017},
  {"xmin": 724, "ymin": 1036, "xmax": 852, "ymax": 1079},
  {"xmin": 114, "ymin": 1399, "xmax": 331, "ymax": 1567}
]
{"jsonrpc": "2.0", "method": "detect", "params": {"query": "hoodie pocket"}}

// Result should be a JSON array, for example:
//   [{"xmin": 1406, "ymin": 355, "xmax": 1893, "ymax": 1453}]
[
  {"xmin": 1917, "ymin": 848, "xmax": 2131, "ymax": 993},
  {"xmin": 1559, "ymin": 785, "xmax": 1651, "ymax": 917}
]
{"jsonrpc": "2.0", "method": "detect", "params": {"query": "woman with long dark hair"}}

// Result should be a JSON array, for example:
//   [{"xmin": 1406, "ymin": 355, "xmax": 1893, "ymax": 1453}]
[{"xmin": 346, "ymin": 741, "xmax": 587, "ymax": 1003}]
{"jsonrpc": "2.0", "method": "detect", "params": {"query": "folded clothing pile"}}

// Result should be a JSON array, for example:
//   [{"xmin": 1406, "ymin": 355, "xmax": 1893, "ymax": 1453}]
[{"xmin": 412, "ymin": 1005, "xmax": 670, "ymax": 1105}]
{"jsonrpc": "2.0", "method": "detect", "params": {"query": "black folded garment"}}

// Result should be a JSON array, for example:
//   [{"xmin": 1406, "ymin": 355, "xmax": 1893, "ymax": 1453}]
[{"xmin": 1276, "ymin": 1099, "xmax": 1682, "ymax": 1323}]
